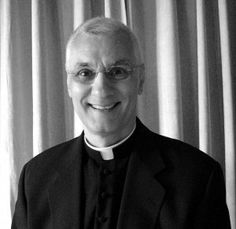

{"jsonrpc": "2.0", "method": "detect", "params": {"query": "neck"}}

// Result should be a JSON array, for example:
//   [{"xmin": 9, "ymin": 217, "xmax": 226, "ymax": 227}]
[{"xmin": 84, "ymin": 123, "xmax": 136, "ymax": 148}]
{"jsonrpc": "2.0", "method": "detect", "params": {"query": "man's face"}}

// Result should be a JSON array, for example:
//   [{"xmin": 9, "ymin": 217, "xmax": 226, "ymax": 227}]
[{"xmin": 66, "ymin": 33, "xmax": 144, "ymax": 143}]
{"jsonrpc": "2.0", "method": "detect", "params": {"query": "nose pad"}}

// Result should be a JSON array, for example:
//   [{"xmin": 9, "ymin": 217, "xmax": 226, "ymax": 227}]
[{"xmin": 90, "ymin": 73, "xmax": 113, "ymax": 97}]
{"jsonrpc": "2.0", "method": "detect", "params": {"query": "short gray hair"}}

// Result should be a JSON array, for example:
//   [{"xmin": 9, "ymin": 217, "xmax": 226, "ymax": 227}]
[{"xmin": 66, "ymin": 17, "xmax": 143, "ymax": 64}]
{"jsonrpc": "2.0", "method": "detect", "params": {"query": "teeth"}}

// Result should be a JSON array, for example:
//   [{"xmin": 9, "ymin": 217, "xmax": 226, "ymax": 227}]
[{"xmin": 91, "ymin": 104, "xmax": 116, "ymax": 110}]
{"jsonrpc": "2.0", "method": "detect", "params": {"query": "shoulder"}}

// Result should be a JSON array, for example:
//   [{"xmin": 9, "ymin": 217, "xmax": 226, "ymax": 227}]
[
  {"xmin": 137, "ymin": 119, "xmax": 220, "ymax": 176},
  {"xmin": 30, "ymin": 136, "xmax": 82, "ymax": 164},
  {"xmin": 156, "ymin": 133, "xmax": 216, "ymax": 167},
  {"xmin": 23, "ymin": 135, "xmax": 83, "ymax": 180},
  {"xmin": 140, "ymin": 124, "xmax": 224, "ymax": 193},
  {"xmin": 153, "ymin": 134, "xmax": 224, "ymax": 193}
]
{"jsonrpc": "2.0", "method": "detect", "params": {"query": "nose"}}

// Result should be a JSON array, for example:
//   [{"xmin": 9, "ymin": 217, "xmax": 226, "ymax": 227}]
[{"xmin": 90, "ymin": 72, "xmax": 114, "ymax": 97}]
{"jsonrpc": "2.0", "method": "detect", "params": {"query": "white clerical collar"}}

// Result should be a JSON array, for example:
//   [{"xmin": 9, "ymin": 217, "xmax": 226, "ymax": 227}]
[{"xmin": 84, "ymin": 124, "xmax": 136, "ymax": 160}]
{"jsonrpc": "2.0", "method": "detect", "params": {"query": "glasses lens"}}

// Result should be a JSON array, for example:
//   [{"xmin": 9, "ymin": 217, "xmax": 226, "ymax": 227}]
[
  {"xmin": 108, "ymin": 66, "xmax": 130, "ymax": 80},
  {"xmin": 76, "ymin": 68, "xmax": 95, "ymax": 83}
]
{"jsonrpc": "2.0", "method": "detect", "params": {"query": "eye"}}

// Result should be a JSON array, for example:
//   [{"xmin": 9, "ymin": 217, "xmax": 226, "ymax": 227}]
[
  {"xmin": 108, "ymin": 67, "xmax": 130, "ymax": 80},
  {"xmin": 77, "ymin": 69, "xmax": 94, "ymax": 77},
  {"xmin": 75, "ymin": 69, "xmax": 95, "ymax": 82}
]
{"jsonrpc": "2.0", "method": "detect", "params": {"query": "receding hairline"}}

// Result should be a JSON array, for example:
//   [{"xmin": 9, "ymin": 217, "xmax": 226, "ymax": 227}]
[{"xmin": 66, "ymin": 17, "xmax": 143, "ymax": 64}]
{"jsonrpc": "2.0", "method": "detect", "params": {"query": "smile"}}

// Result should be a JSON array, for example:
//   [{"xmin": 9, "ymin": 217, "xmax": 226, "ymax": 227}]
[{"xmin": 89, "ymin": 102, "xmax": 120, "ymax": 111}]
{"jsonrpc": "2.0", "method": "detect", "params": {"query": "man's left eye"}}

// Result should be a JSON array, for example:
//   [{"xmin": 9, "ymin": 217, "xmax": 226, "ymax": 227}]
[{"xmin": 108, "ymin": 67, "xmax": 129, "ymax": 79}]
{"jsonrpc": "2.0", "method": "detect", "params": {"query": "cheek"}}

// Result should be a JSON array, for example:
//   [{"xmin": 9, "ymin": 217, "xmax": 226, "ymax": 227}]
[
  {"xmin": 121, "ymin": 87, "xmax": 139, "ymax": 109},
  {"xmin": 69, "ymin": 80, "xmax": 87, "ymax": 97},
  {"xmin": 68, "ymin": 82, "xmax": 88, "ymax": 108}
]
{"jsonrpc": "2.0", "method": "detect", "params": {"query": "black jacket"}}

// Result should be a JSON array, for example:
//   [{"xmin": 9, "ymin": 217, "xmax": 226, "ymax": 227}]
[{"xmin": 12, "ymin": 119, "xmax": 231, "ymax": 228}]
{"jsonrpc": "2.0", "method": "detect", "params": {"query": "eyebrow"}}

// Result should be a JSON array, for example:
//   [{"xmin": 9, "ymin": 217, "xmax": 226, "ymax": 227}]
[
  {"xmin": 74, "ymin": 63, "xmax": 92, "ymax": 68},
  {"xmin": 73, "ymin": 59, "xmax": 132, "ymax": 68},
  {"xmin": 110, "ymin": 59, "xmax": 132, "ymax": 66},
  {"xmin": 66, "ymin": 63, "xmax": 92, "ymax": 74}
]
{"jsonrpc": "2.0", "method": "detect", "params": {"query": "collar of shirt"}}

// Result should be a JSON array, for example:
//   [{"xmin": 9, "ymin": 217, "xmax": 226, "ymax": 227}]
[{"xmin": 84, "ymin": 124, "xmax": 136, "ymax": 161}]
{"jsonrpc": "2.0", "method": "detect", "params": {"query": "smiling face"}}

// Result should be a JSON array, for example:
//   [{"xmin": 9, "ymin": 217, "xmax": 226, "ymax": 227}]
[{"xmin": 66, "ymin": 32, "xmax": 144, "ymax": 146}]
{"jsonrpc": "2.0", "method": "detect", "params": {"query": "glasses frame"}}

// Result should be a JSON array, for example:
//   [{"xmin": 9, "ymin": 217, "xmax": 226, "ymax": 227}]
[{"xmin": 67, "ymin": 64, "xmax": 144, "ymax": 84}]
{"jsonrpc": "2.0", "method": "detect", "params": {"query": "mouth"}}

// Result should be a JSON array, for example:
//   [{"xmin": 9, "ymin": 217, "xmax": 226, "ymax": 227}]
[{"xmin": 89, "ymin": 102, "xmax": 120, "ymax": 111}]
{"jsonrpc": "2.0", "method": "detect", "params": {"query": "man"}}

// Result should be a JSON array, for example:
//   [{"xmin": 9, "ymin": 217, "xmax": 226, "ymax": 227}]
[{"xmin": 12, "ymin": 17, "xmax": 231, "ymax": 229}]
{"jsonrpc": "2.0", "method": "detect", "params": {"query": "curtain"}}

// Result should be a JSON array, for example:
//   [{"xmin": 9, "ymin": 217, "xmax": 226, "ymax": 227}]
[{"xmin": 0, "ymin": 0, "xmax": 235, "ymax": 228}]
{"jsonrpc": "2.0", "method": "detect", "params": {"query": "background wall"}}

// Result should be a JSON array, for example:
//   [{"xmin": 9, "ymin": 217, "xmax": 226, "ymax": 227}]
[{"xmin": 0, "ymin": 0, "xmax": 235, "ymax": 227}]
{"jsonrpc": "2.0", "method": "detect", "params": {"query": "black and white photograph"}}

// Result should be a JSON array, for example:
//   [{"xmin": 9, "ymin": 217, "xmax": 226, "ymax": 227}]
[{"xmin": 0, "ymin": 0, "xmax": 235, "ymax": 228}]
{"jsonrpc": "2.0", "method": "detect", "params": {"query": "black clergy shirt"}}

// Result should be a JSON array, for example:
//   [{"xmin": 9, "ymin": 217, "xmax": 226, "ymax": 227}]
[{"xmin": 82, "ymin": 131, "xmax": 135, "ymax": 229}]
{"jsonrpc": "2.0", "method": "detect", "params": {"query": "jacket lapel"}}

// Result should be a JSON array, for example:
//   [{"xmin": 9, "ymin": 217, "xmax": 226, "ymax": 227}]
[
  {"xmin": 117, "ymin": 121, "xmax": 166, "ymax": 229},
  {"xmin": 47, "ymin": 136, "xmax": 84, "ymax": 229}
]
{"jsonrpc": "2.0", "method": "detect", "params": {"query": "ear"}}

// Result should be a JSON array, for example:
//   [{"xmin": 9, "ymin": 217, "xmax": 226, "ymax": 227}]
[
  {"xmin": 67, "ymin": 76, "xmax": 72, "ymax": 98},
  {"xmin": 65, "ymin": 54, "xmax": 73, "ymax": 98},
  {"xmin": 138, "ymin": 65, "xmax": 145, "ymax": 95}
]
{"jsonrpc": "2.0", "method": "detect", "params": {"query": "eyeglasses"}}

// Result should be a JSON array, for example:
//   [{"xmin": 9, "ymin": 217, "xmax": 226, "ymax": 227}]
[{"xmin": 68, "ymin": 64, "xmax": 144, "ymax": 84}]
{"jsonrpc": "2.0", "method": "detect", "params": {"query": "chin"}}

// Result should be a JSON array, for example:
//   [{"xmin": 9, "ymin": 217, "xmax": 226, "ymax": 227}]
[
  {"xmin": 88, "ymin": 121, "xmax": 121, "ymax": 135},
  {"xmin": 91, "ymin": 125, "xmax": 118, "ymax": 135}
]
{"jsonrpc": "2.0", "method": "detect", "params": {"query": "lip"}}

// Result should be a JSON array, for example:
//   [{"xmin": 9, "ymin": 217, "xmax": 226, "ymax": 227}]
[{"xmin": 88, "ymin": 102, "xmax": 121, "ymax": 111}]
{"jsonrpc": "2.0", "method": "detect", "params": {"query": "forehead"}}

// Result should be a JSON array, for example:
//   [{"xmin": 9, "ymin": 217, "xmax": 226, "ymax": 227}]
[{"xmin": 66, "ymin": 33, "xmax": 136, "ymax": 69}]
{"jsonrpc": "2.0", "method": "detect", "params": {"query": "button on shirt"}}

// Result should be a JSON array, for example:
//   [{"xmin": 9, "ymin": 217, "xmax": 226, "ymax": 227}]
[{"xmin": 82, "ymin": 129, "xmax": 136, "ymax": 229}]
